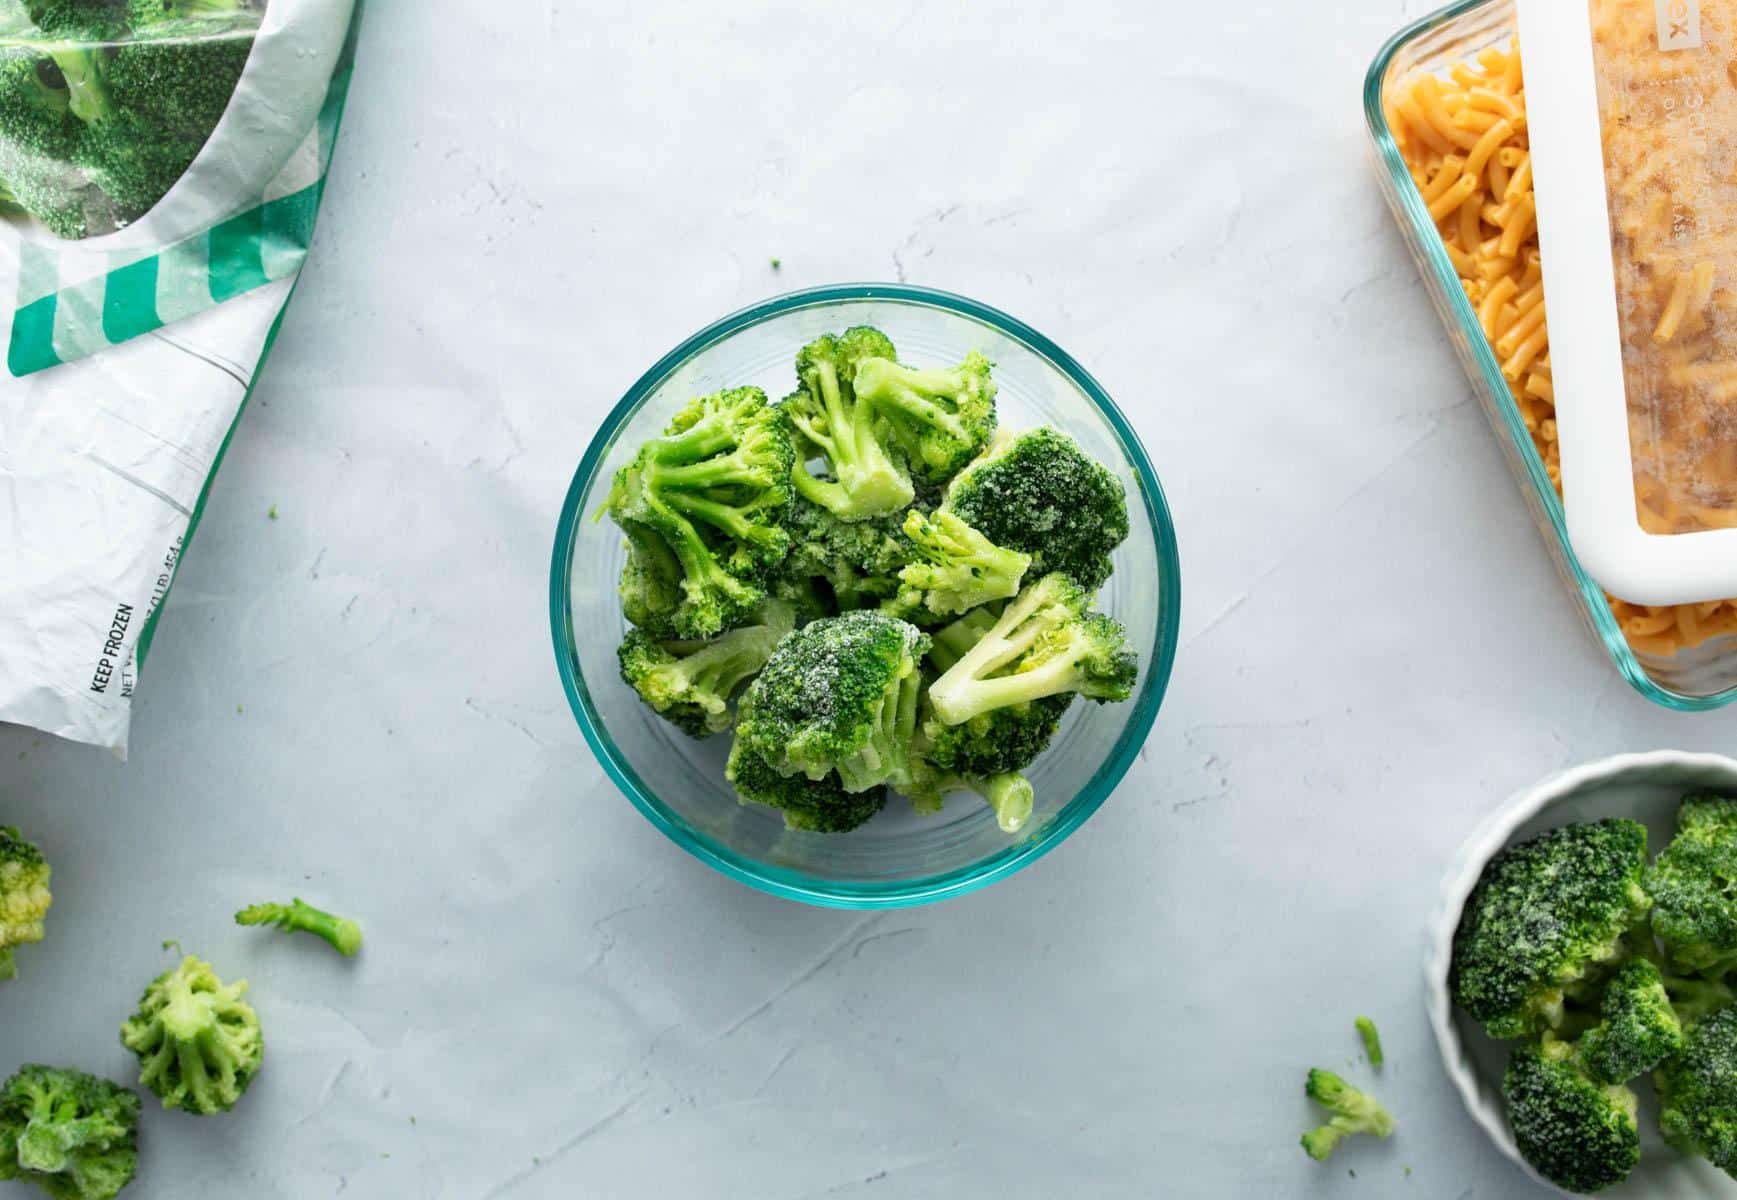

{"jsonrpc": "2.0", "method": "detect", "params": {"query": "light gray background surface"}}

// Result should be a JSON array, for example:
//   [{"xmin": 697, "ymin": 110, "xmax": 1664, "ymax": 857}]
[{"xmin": 1, "ymin": 1, "xmax": 1723, "ymax": 1196}]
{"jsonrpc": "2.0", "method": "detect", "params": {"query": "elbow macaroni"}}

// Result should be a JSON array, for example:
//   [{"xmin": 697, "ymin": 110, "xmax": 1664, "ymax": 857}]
[{"xmin": 1388, "ymin": 31, "xmax": 1737, "ymax": 658}]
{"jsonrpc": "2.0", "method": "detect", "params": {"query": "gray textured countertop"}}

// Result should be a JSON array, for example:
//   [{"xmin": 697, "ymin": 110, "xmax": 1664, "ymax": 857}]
[{"xmin": 4, "ymin": 1, "xmax": 1728, "ymax": 1196}]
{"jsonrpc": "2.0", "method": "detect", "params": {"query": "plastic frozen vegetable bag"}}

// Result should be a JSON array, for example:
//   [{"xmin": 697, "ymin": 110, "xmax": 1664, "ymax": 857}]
[{"xmin": 0, "ymin": 0, "xmax": 363, "ymax": 753}]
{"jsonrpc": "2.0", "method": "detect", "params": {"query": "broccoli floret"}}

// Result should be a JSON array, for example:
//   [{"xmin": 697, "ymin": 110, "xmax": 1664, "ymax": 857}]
[
  {"xmin": 1667, "ymin": 972, "xmax": 1737, "ymax": 1025},
  {"xmin": 732, "ymin": 611, "xmax": 928, "ymax": 795},
  {"xmin": 0, "ymin": 825, "xmax": 52, "ymax": 982},
  {"xmin": 0, "ymin": 1065, "xmax": 138, "ymax": 1200},
  {"xmin": 853, "ymin": 350, "xmax": 996, "ymax": 486},
  {"xmin": 617, "ymin": 600, "xmax": 794, "ymax": 737},
  {"xmin": 1577, "ymin": 958, "xmax": 1682, "ymax": 1084},
  {"xmin": 887, "ymin": 509, "xmax": 1030, "ymax": 621},
  {"xmin": 1659, "ymin": 1005, "xmax": 1737, "ymax": 1178},
  {"xmin": 604, "ymin": 387, "xmax": 795, "ymax": 640},
  {"xmin": 781, "ymin": 493, "xmax": 909, "ymax": 613},
  {"xmin": 925, "ymin": 573, "xmax": 1136, "ymax": 727},
  {"xmin": 0, "ymin": 51, "xmax": 95, "ymax": 237},
  {"xmin": 235, "ymin": 897, "xmax": 363, "ymax": 957},
  {"xmin": 943, "ymin": 427, "xmax": 1130, "ymax": 591},
  {"xmin": 725, "ymin": 739, "xmax": 885, "ymax": 833},
  {"xmin": 1647, "ymin": 794, "xmax": 1737, "ymax": 977},
  {"xmin": 1298, "ymin": 1068, "xmax": 1395, "ymax": 1161},
  {"xmin": 1356, "ymin": 1016, "xmax": 1384, "ymax": 1068},
  {"xmin": 784, "ymin": 328, "xmax": 915, "ymax": 521},
  {"xmin": 1503, "ymin": 1039, "xmax": 1639, "ymax": 1193},
  {"xmin": 119, "ymin": 954, "xmax": 262, "ymax": 1115},
  {"xmin": 920, "ymin": 692, "xmax": 1071, "ymax": 780},
  {"xmin": 1450, "ymin": 819, "xmax": 1651, "ymax": 1040}
]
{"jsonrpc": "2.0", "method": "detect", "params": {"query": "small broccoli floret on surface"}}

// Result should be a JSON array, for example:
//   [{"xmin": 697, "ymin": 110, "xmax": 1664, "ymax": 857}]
[
  {"xmin": 604, "ymin": 387, "xmax": 795, "ymax": 640},
  {"xmin": 1450, "ymin": 819, "xmax": 1651, "ymax": 1040},
  {"xmin": 119, "ymin": 954, "xmax": 261, "ymax": 1115},
  {"xmin": 235, "ymin": 898, "xmax": 363, "ymax": 958},
  {"xmin": 1659, "ymin": 1005, "xmax": 1737, "ymax": 1179},
  {"xmin": 732, "ymin": 611, "xmax": 928, "ymax": 795},
  {"xmin": 1647, "ymin": 794, "xmax": 1737, "ymax": 977},
  {"xmin": 783, "ymin": 328, "xmax": 915, "ymax": 521},
  {"xmin": 0, "ymin": 1064, "xmax": 139, "ymax": 1200},
  {"xmin": 925, "ymin": 573, "xmax": 1136, "ymax": 727},
  {"xmin": 0, "ymin": 825, "xmax": 52, "ymax": 982},
  {"xmin": 617, "ymin": 601, "xmax": 794, "ymax": 737},
  {"xmin": 943, "ymin": 427, "xmax": 1130, "ymax": 590},
  {"xmin": 1298, "ymin": 1068, "xmax": 1395, "ymax": 1162},
  {"xmin": 853, "ymin": 350, "xmax": 997, "ymax": 486},
  {"xmin": 726, "ymin": 738, "xmax": 886, "ymax": 833},
  {"xmin": 887, "ymin": 509, "xmax": 1030, "ymax": 621},
  {"xmin": 1579, "ymin": 958, "xmax": 1682, "ymax": 1084},
  {"xmin": 1503, "ymin": 1039, "xmax": 1639, "ymax": 1193},
  {"xmin": 781, "ymin": 494, "xmax": 909, "ymax": 613},
  {"xmin": 1356, "ymin": 1017, "xmax": 1384, "ymax": 1068}
]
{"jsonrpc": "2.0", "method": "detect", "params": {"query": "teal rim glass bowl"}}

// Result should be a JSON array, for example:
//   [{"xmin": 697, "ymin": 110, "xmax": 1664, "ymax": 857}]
[
  {"xmin": 1366, "ymin": 0, "xmax": 1737, "ymax": 710},
  {"xmin": 550, "ymin": 284, "xmax": 1181, "ymax": 908}
]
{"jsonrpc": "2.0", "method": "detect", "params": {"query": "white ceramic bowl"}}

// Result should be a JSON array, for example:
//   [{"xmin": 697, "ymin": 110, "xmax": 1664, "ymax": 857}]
[{"xmin": 1427, "ymin": 750, "xmax": 1737, "ymax": 1198}]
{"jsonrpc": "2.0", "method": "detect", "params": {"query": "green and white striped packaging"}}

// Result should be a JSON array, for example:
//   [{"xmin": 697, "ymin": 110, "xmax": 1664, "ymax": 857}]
[{"xmin": 0, "ymin": 0, "xmax": 364, "ymax": 753}]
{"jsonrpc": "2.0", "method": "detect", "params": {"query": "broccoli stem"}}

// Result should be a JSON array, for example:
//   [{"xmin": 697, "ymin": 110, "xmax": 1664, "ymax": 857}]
[
  {"xmin": 0, "ymin": 36, "xmax": 112, "ymax": 124},
  {"xmin": 1356, "ymin": 1017, "xmax": 1384, "ymax": 1068},
  {"xmin": 860, "ymin": 365, "xmax": 970, "ymax": 442},
  {"xmin": 235, "ymin": 898, "xmax": 362, "ymax": 957},
  {"xmin": 971, "ymin": 772, "xmax": 1034, "ymax": 833},
  {"xmin": 792, "ymin": 358, "xmax": 913, "ymax": 518}
]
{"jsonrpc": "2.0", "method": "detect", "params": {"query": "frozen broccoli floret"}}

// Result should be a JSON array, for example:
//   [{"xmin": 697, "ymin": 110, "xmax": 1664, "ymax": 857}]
[
  {"xmin": 604, "ymin": 387, "xmax": 795, "ymax": 640},
  {"xmin": 0, "ymin": 825, "xmax": 52, "ymax": 982},
  {"xmin": 887, "ymin": 509, "xmax": 1030, "ymax": 621},
  {"xmin": 783, "ymin": 328, "xmax": 915, "ymax": 521},
  {"xmin": 1659, "ymin": 1005, "xmax": 1737, "ymax": 1180},
  {"xmin": 1578, "ymin": 958, "xmax": 1681, "ymax": 1084},
  {"xmin": 1298, "ymin": 1068, "xmax": 1395, "ymax": 1162},
  {"xmin": 926, "ymin": 573, "xmax": 1136, "ymax": 727},
  {"xmin": 1449, "ymin": 819, "xmax": 1651, "ymax": 1040},
  {"xmin": 0, "ymin": 51, "xmax": 95, "ymax": 237},
  {"xmin": 853, "ymin": 349, "xmax": 996, "ymax": 486},
  {"xmin": 235, "ymin": 897, "xmax": 363, "ymax": 957},
  {"xmin": 617, "ymin": 600, "xmax": 794, "ymax": 737},
  {"xmin": 1503, "ymin": 1039, "xmax": 1639, "ymax": 1193},
  {"xmin": 943, "ymin": 427, "xmax": 1129, "ymax": 590},
  {"xmin": 726, "ymin": 739, "xmax": 885, "ymax": 833},
  {"xmin": 781, "ymin": 493, "xmax": 909, "ymax": 613},
  {"xmin": 732, "ymin": 611, "xmax": 928, "ymax": 795},
  {"xmin": 119, "ymin": 954, "xmax": 262, "ymax": 1115},
  {"xmin": 0, "ymin": 1064, "xmax": 138, "ymax": 1200},
  {"xmin": 1647, "ymin": 794, "xmax": 1737, "ymax": 977}
]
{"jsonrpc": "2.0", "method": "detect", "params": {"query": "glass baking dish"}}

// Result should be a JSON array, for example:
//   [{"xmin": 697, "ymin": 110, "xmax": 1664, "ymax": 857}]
[{"xmin": 1364, "ymin": 0, "xmax": 1737, "ymax": 710}]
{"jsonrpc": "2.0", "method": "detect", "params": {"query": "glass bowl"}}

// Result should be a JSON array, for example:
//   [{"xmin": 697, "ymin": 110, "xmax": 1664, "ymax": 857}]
[
  {"xmin": 550, "ymin": 284, "xmax": 1181, "ymax": 908},
  {"xmin": 1365, "ymin": 0, "xmax": 1737, "ymax": 709}
]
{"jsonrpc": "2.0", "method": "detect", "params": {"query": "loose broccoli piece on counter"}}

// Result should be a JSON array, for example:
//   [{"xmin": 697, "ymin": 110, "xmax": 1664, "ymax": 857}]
[
  {"xmin": 1356, "ymin": 1017, "xmax": 1384, "ymax": 1068},
  {"xmin": 783, "ymin": 328, "xmax": 915, "ymax": 521},
  {"xmin": 235, "ymin": 898, "xmax": 363, "ymax": 957},
  {"xmin": 1503, "ymin": 1039, "xmax": 1639, "ymax": 1193},
  {"xmin": 1449, "ymin": 819, "xmax": 1651, "ymax": 1040},
  {"xmin": 853, "ymin": 350, "xmax": 997, "ymax": 486},
  {"xmin": 1659, "ymin": 1005, "xmax": 1737, "ymax": 1179},
  {"xmin": 731, "ymin": 611, "xmax": 928, "ymax": 795},
  {"xmin": 0, "ymin": 1065, "xmax": 138, "ymax": 1200},
  {"xmin": 1646, "ymin": 794, "xmax": 1737, "ymax": 977},
  {"xmin": 926, "ymin": 573, "xmax": 1136, "ymax": 727},
  {"xmin": 943, "ymin": 427, "xmax": 1130, "ymax": 590},
  {"xmin": 119, "ymin": 955, "xmax": 261, "ymax": 1115},
  {"xmin": 781, "ymin": 494, "xmax": 909, "ymax": 613},
  {"xmin": 725, "ymin": 739, "xmax": 886, "ymax": 833},
  {"xmin": 1299, "ymin": 1068, "xmax": 1395, "ymax": 1162},
  {"xmin": 0, "ymin": 825, "xmax": 52, "ymax": 982},
  {"xmin": 604, "ymin": 387, "xmax": 795, "ymax": 639},
  {"xmin": 617, "ymin": 600, "xmax": 795, "ymax": 737},
  {"xmin": 887, "ymin": 509, "xmax": 1030, "ymax": 621},
  {"xmin": 1579, "ymin": 958, "xmax": 1681, "ymax": 1084}
]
